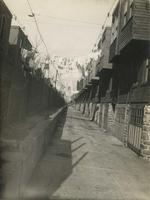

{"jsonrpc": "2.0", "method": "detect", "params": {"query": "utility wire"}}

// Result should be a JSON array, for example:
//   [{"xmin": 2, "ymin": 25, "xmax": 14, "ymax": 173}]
[
  {"xmin": 4, "ymin": 0, "xmax": 35, "ymax": 46},
  {"xmin": 35, "ymin": 13, "xmax": 102, "ymax": 26},
  {"xmin": 26, "ymin": 0, "xmax": 50, "ymax": 56},
  {"xmin": 26, "ymin": 0, "xmax": 65, "ymax": 88},
  {"xmin": 4, "ymin": 0, "xmax": 65, "ymax": 89},
  {"xmin": 23, "ymin": 20, "xmax": 101, "ymax": 29},
  {"xmin": 26, "ymin": 0, "xmax": 66, "ymax": 88}
]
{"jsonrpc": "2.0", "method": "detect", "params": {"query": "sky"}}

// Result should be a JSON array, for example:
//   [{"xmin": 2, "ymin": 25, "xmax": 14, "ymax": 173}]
[{"xmin": 4, "ymin": 0, "xmax": 115, "ymax": 57}]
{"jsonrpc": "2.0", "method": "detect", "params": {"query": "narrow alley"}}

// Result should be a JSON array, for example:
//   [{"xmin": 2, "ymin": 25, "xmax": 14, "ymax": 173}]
[
  {"xmin": 25, "ymin": 107, "xmax": 150, "ymax": 200},
  {"xmin": 1, "ymin": 0, "xmax": 150, "ymax": 199}
]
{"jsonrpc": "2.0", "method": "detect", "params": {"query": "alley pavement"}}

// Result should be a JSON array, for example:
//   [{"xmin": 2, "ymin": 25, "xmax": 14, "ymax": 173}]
[{"xmin": 25, "ymin": 107, "xmax": 150, "ymax": 200}]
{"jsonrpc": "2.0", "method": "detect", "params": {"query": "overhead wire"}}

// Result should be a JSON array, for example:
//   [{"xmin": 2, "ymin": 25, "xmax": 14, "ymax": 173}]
[
  {"xmin": 35, "ymin": 13, "xmax": 102, "ymax": 26},
  {"xmin": 23, "ymin": 20, "xmax": 101, "ymax": 30},
  {"xmin": 26, "ymin": 0, "xmax": 67, "ymax": 88},
  {"xmin": 26, "ymin": 0, "xmax": 50, "ymax": 56},
  {"xmin": 3, "ymin": 0, "xmax": 35, "ymax": 47}
]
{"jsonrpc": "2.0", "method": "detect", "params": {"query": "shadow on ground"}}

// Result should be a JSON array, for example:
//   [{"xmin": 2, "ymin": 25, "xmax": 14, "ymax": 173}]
[{"xmin": 24, "ymin": 108, "xmax": 88, "ymax": 200}]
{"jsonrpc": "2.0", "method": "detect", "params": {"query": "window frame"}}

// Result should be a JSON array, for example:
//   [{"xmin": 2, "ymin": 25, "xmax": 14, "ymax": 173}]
[
  {"xmin": 122, "ymin": 0, "xmax": 134, "ymax": 29},
  {"xmin": 128, "ymin": 0, "xmax": 134, "ymax": 20}
]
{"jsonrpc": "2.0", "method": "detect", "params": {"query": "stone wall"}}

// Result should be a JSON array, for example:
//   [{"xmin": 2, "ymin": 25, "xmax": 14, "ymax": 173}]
[
  {"xmin": 107, "ymin": 103, "xmax": 115, "ymax": 133},
  {"xmin": 1, "ymin": 107, "xmax": 67, "ymax": 199},
  {"xmin": 94, "ymin": 103, "xmax": 100, "ymax": 124},
  {"xmin": 98, "ymin": 104, "xmax": 108, "ymax": 130},
  {"xmin": 141, "ymin": 105, "xmax": 150, "ymax": 160},
  {"xmin": 75, "ymin": 98, "xmax": 150, "ymax": 161},
  {"xmin": 80, "ymin": 103, "xmax": 85, "ymax": 114},
  {"xmin": 84, "ymin": 102, "xmax": 90, "ymax": 117},
  {"xmin": 1, "ymin": 65, "xmax": 65, "ymax": 127}
]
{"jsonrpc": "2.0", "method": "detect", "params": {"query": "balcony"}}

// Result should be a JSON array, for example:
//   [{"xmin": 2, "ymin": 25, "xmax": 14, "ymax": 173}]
[
  {"xmin": 118, "ymin": 18, "xmax": 133, "ymax": 53},
  {"xmin": 118, "ymin": 0, "xmax": 150, "ymax": 54}
]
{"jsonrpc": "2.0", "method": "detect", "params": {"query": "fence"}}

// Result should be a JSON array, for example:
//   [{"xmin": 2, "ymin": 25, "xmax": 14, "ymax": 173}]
[
  {"xmin": 127, "ymin": 104, "xmax": 144, "ymax": 154},
  {"xmin": 1, "ymin": 62, "xmax": 65, "ymax": 128}
]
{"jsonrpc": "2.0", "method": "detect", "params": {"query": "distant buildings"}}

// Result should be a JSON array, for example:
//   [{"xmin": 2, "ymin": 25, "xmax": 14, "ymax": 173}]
[{"xmin": 52, "ymin": 57, "xmax": 81, "ymax": 102}]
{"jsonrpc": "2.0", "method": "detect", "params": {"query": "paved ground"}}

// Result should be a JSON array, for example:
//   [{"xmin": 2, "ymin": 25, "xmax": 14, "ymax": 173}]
[{"xmin": 25, "ymin": 107, "xmax": 150, "ymax": 200}]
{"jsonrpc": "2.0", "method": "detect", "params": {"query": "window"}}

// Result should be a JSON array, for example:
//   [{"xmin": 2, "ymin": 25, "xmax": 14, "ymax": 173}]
[
  {"xmin": 130, "ymin": 107, "xmax": 144, "ymax": 127},
  {"xmin": 138, "ymin": 58, "xmax": 149, "ymax": 84},
  {"xmin": 109, "ymin": 78, "xmax": 113, "ymax": 91},
  {"xmin": 111, "ymin": 16, "xmax": 118, "ymax": 43},
  {"xmin": 124, "ymin": 0, "xmax": 128, "ymax": 14},
  {"xmin": 0, "ymin": 15, "xmax": 6, "ymax": 39},
  {"xmin": 112, "ymin": 14, "xmax": 115, "ymax": 24},
  {"xmin": 102, "ymin": 31, "xmax": 106, "ymax": 43},
  {"xmin": 129, "ymin": 0, "xmax": 134, "ymax": 6},
  {"xmin": 123, "ymin": 1, "xmax": 128, "ymax": 26},
  {"xmin": 123, "ymin": 0, "xmax": 128, "ymax": 27},
  {"xmin": 111, "ymin": 2, "xmax": 119, "ymax": 43},
  {"xmin": 128, "ymin": 0, "xmax": 134, "ymax": 19},
  {"xmin": 145, "ymin": 0, "xmax": 150, "ymax": 10},
  {"xmin": 123, "ymin": 0, "xmax": 134, "ymax": 27},
  {"xmin": 143, "ymin": 59, "xmax": 149, "ymax": 83}
]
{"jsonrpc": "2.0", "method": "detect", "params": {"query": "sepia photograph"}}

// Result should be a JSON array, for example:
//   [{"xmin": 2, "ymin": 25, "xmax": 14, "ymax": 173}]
[{"xmin": 0, "ymin": 0, "xmax": 150, "ymax": 199}]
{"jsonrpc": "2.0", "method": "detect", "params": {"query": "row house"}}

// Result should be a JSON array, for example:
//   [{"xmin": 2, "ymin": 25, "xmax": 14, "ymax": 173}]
[
  {"xmin": 0, "ymin": 0, "xmax": 12, "ymax": 125},
  {"xmin": 76, "ymin": 76, "xmax": 89, "ymax": 114},
  {"xmin": 96, "ymin": 27, "xmax": 113, "ymax": 130},
  {"xmin": 75, "ymin": 0, "xmax": 150, "ymax": 160},
  {"xmin": 75, "ymin": 27, "xmax": 112, "ymax": 123},
  {"xmin": 83, "ymin": 59, "xmax": 99, "ymax": 119},
  {"xmin": 109, "ymin": 0, "xmax": 150, "ymax": 159}
]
